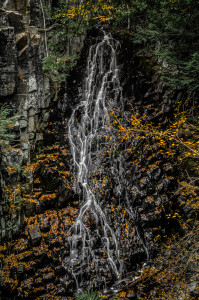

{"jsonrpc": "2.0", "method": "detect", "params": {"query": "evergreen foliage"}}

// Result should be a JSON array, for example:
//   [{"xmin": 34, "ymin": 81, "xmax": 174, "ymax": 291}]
[
  {"xmin": 0, "ymin": 105, "xmax": 18, "ymax": 145},
  {"xmin": 43, "ymin": 54, "xmax": 79, "ymax": 82},
  {"xmin": 75, "ymin": 289, "xmax": 119, "ymax": 300},
  {"xmin": 112, "ymin": 0, "xmax": 199, "ymax": 94},
  {"xmin": 75, "ymin": 289, "xmax": 99, "ymax": 300},
  {"xmin": 43, "ymin": 0, "xmax": 119, "ymax": 82},
  {"xmin": 45, "ymin": 0, "xmax": 199, "ymax": 93}
]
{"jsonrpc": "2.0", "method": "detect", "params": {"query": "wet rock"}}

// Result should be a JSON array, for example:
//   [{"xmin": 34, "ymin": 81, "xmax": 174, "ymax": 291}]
[
  {"xmin": 57, "ymin": 284, "xmax": 66, "ymax": 295},
  {"xmin": 34, "ymin": 286, "xmax": 46, "ymax": 297},
  {"xmin": 58, "ymin": 190, "xmax": 73, "ymax": 208},
  {"xmin": 18, "ymin": 251, "xmax": 33, "ymax": 262},
  {"xmin": 36, "ymin": 200, "xmax": 45, "ymax": 214},
  {"xmin": 34, "ymin": 249, "xmax": 47, "ymax": 259},
  {"xmin": 55, "ymin": 266, "xmax": 67, "ymax": 276},
  {"xmin": 43, "ymin": 272, "xmax": 55, "ymax": 282},
  {"xmin": 17, "ymin": 264, "xmax": 25, "ymax": 279},
  {"xmin": 153, "ymin": 168, "xmax": 161, "ymax": 181},
  {"xmin": 157, "ymin": 182, "xmax": 164, "ymax": 193},
  {"xmin": 29, "ymin": 225, "xmax": 42, "ymax": 245},
  {"xmin": 163, "ymin": 177, "xmax": 176, "ymax": 190},
  {"xmin": 164, "ymin": 163, "xmax": 174, "ymax": 175},
  {"xmin": 188, "ymin": 281, "xmax": 199, "ymax": 295},
  {"xmin": 140, "ymin": 189, "xmax": 147, "ymax": 199},
  {"xmin": 187, "ymin": 260, "xmax": 198, "ymax": 272},
  {"xmin": 45, "ymin": 282, "xmax": 56, "ymax": 294},
  {"xmin": 48, "ymin": 236, "xmax": 61, "ymax": 249},
  {"xmin": 25, "ymin": 201, "xmax": 36, "ymax": 217},
  {"xmin": 126, "ymin": 292, "xmax": 137, "ymax": 299},
  {"xmin": 21, "ymin": 278, "xmax": 33, "ymax": 291},
  {"xmin": 38, "ymin": 215, "xmax": 50, "ymax": 232},
  {"xmin": 17, "ymin": 239, "xmax": 28, "ymax": 253}
]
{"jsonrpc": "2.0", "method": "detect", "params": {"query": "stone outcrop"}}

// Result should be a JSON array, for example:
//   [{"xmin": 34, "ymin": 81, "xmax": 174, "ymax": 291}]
[
  {"xmin": 0, "ymin": 0, "xmax": 52, "ymax": 166},
  {"xmin": 0, "ymin": 0, "xmax": 85, "ymax": 169},
  {"xmin": 0, "ymin": 1, "xmax": 55, "ymax": 253}
]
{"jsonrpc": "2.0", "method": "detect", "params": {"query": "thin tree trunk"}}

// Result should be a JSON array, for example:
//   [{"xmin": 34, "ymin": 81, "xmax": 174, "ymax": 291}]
[{"xmin": 127, "ymin": 5, "xmax": 131, "ymax": 30}]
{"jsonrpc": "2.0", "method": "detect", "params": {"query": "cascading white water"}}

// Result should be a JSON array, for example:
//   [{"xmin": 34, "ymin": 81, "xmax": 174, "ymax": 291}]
[
  {"xmin": 66, "ymin": 32, "xmax": 122, "ymax": 290},
  {"xmin": 3, "ymin": 0, "xmax": 10, "ymax": 8}
]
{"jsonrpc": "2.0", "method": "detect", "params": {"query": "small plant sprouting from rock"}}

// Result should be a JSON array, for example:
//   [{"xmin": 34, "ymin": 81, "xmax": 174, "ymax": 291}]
[
  {"xmin": 75, "ymin": 289, "xmax": 99, "ymax": 300},
  {"xmin": 75, "ymin": 289, "xmax": 119, "ymax": 300},
  {"xmin": 0, "ymin": 104, "xmax": 18, "ymax": 145}
]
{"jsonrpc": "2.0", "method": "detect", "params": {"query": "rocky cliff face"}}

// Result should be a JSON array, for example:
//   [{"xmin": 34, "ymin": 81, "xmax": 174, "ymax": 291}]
[
  {"xmin": 0, "ymin": 0, "xmax": 52, "ymax": 166},
  {"xmin": 0, "ymin": 2, "xmax": 85, "ymax": 298},
  {"xmin": 0, "ymin": 1, "xmax": 56, "ymax": 254}
]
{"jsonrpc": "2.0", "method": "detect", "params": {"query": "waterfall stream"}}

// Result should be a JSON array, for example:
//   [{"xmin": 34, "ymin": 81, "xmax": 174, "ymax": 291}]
[
  {"xmin": 66, "ymin": 32, "xmax": 122, "ymax": 290},
  {"xmin": 3, "ymin": 0, "xmax": 10, "ymax": 8}
]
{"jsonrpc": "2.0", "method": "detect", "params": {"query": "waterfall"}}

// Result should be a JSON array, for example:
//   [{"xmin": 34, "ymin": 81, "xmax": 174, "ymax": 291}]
[
  {"xmin": 66, "ymin": 32, "xmax": 122, "ymax": 290},
  {"xmin": 3, "ymin": 0, "xmax": 10, "ymax": 8}
]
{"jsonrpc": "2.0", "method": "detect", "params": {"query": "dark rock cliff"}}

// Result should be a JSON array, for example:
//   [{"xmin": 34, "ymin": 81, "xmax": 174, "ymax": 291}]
[{"xmin": 0, "ymin": 0, "xmax": 52, "ymax": 164}]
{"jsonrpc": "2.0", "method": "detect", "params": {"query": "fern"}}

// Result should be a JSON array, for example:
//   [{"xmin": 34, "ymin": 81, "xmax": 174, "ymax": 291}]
[
  {"xmin": 75, "ymin": 289, "xmax": 119, "ymax": 300},
  {"xmin": 110, "ymin": 295, "xmax": 119, "ymax": 300},
  {"xmin": 75, "ymin": 289, "xmax": 99, "ymax": 300}
]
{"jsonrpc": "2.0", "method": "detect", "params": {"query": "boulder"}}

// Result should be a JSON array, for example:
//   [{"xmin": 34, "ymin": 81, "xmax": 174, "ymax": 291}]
[
  {"xmin": 17, "ymin": 264, "xmax": 25, "ymax": 279},
  {"xmin": 28, "ymin": 224, "xmax": 42, "ymax": 245},
  {"xmin": 25, "ymin": 200, "xmax": 36, "ymax": 217}
]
